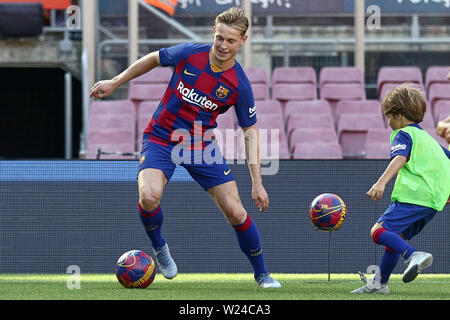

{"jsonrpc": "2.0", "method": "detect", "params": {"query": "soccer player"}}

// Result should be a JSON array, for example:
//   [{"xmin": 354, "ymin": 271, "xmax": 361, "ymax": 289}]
[
  {"xmin": 351, "ymin": 84, "xmax": 450, "ymax": 294},
  {"xmin": 90, "ymin": 7, "xmax": 281, "ymax": 288}
]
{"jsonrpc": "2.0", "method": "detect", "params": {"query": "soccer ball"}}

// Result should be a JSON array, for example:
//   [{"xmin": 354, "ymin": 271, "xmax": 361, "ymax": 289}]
[
  {"xmin": 115, "ymin": 250, "xmax": 156, "ymax": 288},
  {"xmin": 309, "ymin": 193, "xmax": 347, "ymax": 231}
]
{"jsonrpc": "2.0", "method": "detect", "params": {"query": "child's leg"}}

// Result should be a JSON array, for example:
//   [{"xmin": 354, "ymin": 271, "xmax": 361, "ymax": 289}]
[
  {"xmin": 379, "ymin": 247, "xmax": 401, "ymax": 284},
  {"xmin": 371, "ymin": 223, "xmax": 416, "ymax": 259}
]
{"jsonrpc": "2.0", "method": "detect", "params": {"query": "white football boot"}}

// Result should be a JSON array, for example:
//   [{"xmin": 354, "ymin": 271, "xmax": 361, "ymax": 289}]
[
  {"xmin": 351, "ymin": 272, "xmax": 389, "ymax": 294},
  {"xmin": 402, "ymin": 251, "xmax": 433, "ymax": 283},
  {"xmin": 256, "ymin": 273, "xmax": 282, "ymax": 288},
  {"xmin": 152, "ymin": 243, "xmax": 177, "ymax": 279}
]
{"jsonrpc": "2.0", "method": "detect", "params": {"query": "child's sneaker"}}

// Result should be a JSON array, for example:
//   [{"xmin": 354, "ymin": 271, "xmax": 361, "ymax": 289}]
[
  {"xmin": 402, "ymin": 251, "xmax": 433, "ymax": 283},
  {"xmin": 350, "ymin": 272, "xmax": 389, "ymax": 294}
]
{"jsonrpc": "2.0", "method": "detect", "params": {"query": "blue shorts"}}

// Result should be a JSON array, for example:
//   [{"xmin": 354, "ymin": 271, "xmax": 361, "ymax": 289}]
[
  {"xmin": 377, "ymin": 201, "xmax": 437, "ymax": 240},
  {"xmin": 138, "ymin": 134, "xmax": 235, "ymax": 191}
]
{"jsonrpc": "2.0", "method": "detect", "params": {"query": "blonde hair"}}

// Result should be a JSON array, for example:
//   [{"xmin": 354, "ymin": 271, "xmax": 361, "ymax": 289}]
[
  {"xmin": 215, "ymin": 7, "xmax": 249, "ymax": 36},
  {"xmin": 382, "ymin": 83, "xmax": 426, "ymax": 123}
]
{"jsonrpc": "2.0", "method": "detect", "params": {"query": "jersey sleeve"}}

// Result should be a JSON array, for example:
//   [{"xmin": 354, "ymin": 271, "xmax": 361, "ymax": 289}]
[
  {"xmin": 234, "ymin": 80, "xmax": 257, "ymax": 128},
  {"xmin": 390, "ymin": 130, "xmax": 412, "ymax": 160},
  {"xmin": 159, "ymin": 43, "xmax": 192, "ymax": 67}
]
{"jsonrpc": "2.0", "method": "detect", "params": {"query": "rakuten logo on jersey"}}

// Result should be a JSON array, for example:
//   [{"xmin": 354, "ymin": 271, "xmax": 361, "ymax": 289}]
[{"xmin": 176, "ymin": 81, "xmax": 219, "ymax": 111}]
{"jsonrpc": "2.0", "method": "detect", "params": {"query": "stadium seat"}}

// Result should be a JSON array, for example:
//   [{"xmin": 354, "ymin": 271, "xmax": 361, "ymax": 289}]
[
  {"xmin": 272, "ymin": 83, "xmax": 317, "ymax": 104},
  {"xmin": 256, "ymin": 113, "xmax": 290, "ymax": 159},
  {"xmin": 320, "ymin": 83, "xmax": 366, "ymax": 118},
  {"xmin": 251, "ymin": 83, "xmax": 270, "ymax": 101},
  {"xmin": 137, "ymin": 101, "xmax": 160, "ymax": 147},
  {"xmin": 215, "ymin": 110, "xmax": 236, "ymax": 130},
  {"xmin": 365, "ymin": 142, "xmax": 390, "ymax": 159},
  {"xmin": 130, "ymin": 67, "xmax": 173, "ymax": 84},
  {"xmin": 90, "ymin": 100, "xmax": 135, "ymax": 118},
  {"xmin": 213, "ymin": 127, "xmax": 244, "ymax": 160},
  {"xmin": 292, "ymin": 142, "xmax": 343, "ymax": 159},
  {"xmin": 258, "ymin": 132, "xmax": 291, "ymax": 159},
  {"xmin": 245, "ymin": 67, "xmax": 270, "ymax": 85},
  {"xmin": 86, "ymin": 129, "xmax": 136, "ymax": 160},
  {"xmin": 272, "ymin": 66, "xmax": 316, "ymax": 85},
  {"xmin": 432, "ymin": 100, "xmax": 450, "ymax": 124},
  {"xmin": 378, "ymin": 82, "xmax": 426, "ymax": 101},
  {"xmin": 284, "ymin": 100, "xmax": 332, "ymax": 120},
  {"xmin": 128, "ymin": 83, "xmax": 167, "ymax": 102},
  {"xmin": 337, "ymin": 113, "xmax": 385, "ymax": 158},
  {"xmin": 288, "ymin": 128, "xmax": 338, "ymax": 153},
  {"xmin": 425, "ymin": 66, "xmax": 449, "ymax": 95},
  {"xmin": 89, "ymin": 114, "xmax": 135, "ymax": 132},
  {"xmin": 319, "ymin": 67, "xmax": 364, "ymax": 89},
  {"xmin": 366, "ymin": 128, "xmax": 392, "ymax": 143},
  {"xmin": 428, "ymin": 83, "xmax": 450, "ymax": 116},
  {"xmin": 286, "ymin": 113, "xmax": 335, "ymax": 138},
  {"xmin": 139, "ymin": 101, "xmax": 159, "ymax": 121},
  {"xmin": 255, "ymin": 100, "xmax": 283, "ymax": 114},
  {"xmin": 365, "ymin": 128, "xmax": 391, "ymax": 159},
  {"xmin": 377, "ymin": 66, "xmax": 423, "ymax": 97},
  {"xmin": 335, "ymin": 100, "xmax": 381, "ymax": 124},
  {"xmin": 420, "ymin": 109, "xmax": 435, "ymax": 130}
]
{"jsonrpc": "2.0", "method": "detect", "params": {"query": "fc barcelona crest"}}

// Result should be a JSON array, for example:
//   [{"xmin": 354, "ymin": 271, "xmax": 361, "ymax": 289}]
[{"xmin": 216, "ymin": 85, "xmax": 230, "ymax": 99}]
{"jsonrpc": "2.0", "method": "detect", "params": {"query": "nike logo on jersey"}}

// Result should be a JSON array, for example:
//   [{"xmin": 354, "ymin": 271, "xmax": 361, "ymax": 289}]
[
  {"xmin": 224, "ymin": 169, "xmax": 232, "ymax": 176},
  {"xmin": 177, "ymin": 81, "xmax": 219, "ymax": 111},
  {"xmin": 249, "ymin": 106, "xmax": 256, "ymax": 118},
  {"xmin": 184, "ymin": 69, "xmax": 196, "ymax": 76}
]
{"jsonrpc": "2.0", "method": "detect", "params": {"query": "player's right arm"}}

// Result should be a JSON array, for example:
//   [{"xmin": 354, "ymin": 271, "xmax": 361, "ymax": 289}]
[{"xmin": 90, "ymin": 51, "xmax": 161, "ymax": 99}]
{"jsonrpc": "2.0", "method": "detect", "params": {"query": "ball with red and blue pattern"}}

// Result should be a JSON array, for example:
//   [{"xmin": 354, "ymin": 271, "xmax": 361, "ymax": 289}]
[
  {"xmin": 115, "ymin": 250, "xmax": 156, "ymax": 288},
  {"xmin": 309, "ymin": 193, "xmax": 347, "ymax": 231}
]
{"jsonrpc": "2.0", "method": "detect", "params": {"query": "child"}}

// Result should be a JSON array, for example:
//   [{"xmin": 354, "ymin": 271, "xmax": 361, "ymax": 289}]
[{"xmin": 351, "ymin": 84, "xmax": 450, "ymax": 294}]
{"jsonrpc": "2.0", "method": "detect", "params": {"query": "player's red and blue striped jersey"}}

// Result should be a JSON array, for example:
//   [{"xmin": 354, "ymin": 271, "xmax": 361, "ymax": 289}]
[{"xmin": 144, "ymin": 43, "xmax": 256, "ymax": 149}]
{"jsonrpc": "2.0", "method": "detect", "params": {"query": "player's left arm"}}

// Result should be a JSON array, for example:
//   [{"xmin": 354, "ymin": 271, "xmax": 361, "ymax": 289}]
[{"xmin": 242, "ymin": 125, "xmax": 269, "ymax": 212}]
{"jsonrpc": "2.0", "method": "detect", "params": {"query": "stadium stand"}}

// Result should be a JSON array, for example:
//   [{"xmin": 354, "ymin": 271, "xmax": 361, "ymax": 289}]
[
  {"xmin": 255, "ymin": 100, "xmax": 283, "ymax": 114},
  {"xmin": 365, "ymin": 128, "xmax": 392, "ymax": 159},
  {"xmin": 378, "ymin": 82, "xmax": 426, "ymax": 101},
  {"xmin": 433, "ymin": 100, "xmax": 450, "ymax": 124},
  {"xmin": 289, "ymin": 128, "xmax": 338, "ymax": 154},
  {"xmin": 128, "ymin": 83, "xmax": 167, "ymax": 102},
  {"xmin": 428, "ymin": 83, "xmax": 450, "ymax": 117},
  {"xmin": 251, "ymin": 83, "xmax": 270, "ymax": 101},
  {"xmin": 425, "ymin": 66, "xmax": 449, "ymax": 95},
  {"xmin": 292, "ymin": 142, "xmax": 343, "ymax": 159},
  {"xmin": 272, "ymin": 66, "xmax": 317, "ymax": 86},
  {"xmin": 286, "ymin": 113, "xmax": 335, "ymax": 137},
  {"xmin": 130, "ymin": 67, "xmax": 173, "ymax": 84},
  {"xmin": 337, "ymin": 113, "xmax": 385, "ymax": 158},
  {"xmin": 86, "ymin": 129, "xmax": 136, "ymax": 160},
  {"xmin": 377, "ymin": 66, "xmax": 423, "ymax": 98},
  {"xmin": 137, "ymin": 101, "xmax": 160, "ymax": 147},
  {"xmin": 244, "ymin": 67, "xmax": 270, "ymax": 85},
  {"xmin": 319, "ymin": 67, "xmax": 364, "ymax": 89},
  {"xmin": 334, "ymin": 100, "xmax": 381, "ymax": 125},
  {"xmin": 85, "ymin": 63, "xmax": 448, "ymax": 161},
  {"xmin": 256, "ymin": 113, "xmax": 290, "ymax": 159},
  {"xmin": 272, "ymin": 83, "xmax": 317, "ymax": 105},
  {"xmin": 320, "ymin": 82, "xmax": 366, "ymax": 118},
  {"xmin": 89, "ymin": 100, "xmax": 136, "ymax": 118},
  {"xmin": 421, "ymin": 107, "xmax": 436, "ymax": 130}
]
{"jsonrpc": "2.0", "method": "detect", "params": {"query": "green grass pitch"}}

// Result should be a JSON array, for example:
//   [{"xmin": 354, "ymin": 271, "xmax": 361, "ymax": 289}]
[{"xmin": 0, "ymin": 273, "xmax": 449, "ymax": 300}]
